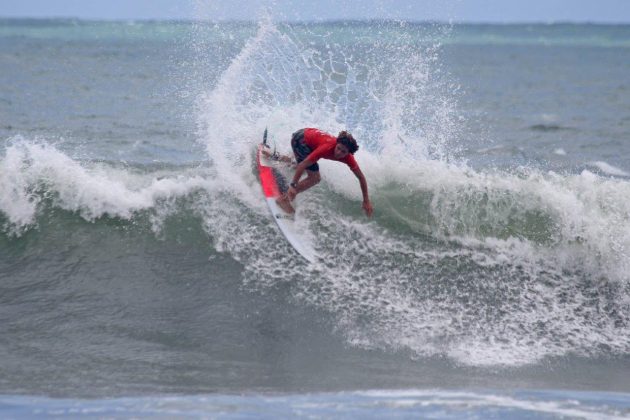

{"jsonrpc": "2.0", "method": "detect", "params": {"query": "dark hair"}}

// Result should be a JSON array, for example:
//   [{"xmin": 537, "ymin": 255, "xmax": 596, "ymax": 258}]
[{"xmin": 337, "ymin": 131, "xmax": 359, "ymax": 154}]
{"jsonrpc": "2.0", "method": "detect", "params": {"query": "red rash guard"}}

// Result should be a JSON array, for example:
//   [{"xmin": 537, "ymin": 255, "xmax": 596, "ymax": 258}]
[{"xmin": 303, "ymin": 128, "xmax": 359, "ymax": 171}]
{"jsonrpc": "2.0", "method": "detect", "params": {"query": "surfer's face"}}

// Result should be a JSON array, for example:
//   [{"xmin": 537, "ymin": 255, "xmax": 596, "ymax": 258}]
[{"xmin": 334, "ymin": 143, "xmax": 350, "ymax": 159}]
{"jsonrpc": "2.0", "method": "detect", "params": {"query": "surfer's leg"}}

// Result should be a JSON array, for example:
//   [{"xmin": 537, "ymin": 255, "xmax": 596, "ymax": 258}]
[
  {"xmin": 291, "ymin": 129, "xmax": 310, "ymax": 164},
  {"xmin": 296, "ymin": 170, "xmax": 320, "ymax": 193},
  {"xmin": 275, "ymin": 169, "xmax": 317, "ymax": 214},
  {"xmin": 274, "ymin": 130, "xmax": 317, "ymax": 214}
]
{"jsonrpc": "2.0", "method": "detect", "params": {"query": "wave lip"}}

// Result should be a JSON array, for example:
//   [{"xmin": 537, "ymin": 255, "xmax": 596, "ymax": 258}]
[{"xmin": 0, "ymin": 139, "xmax": 216, "ymax": 235}]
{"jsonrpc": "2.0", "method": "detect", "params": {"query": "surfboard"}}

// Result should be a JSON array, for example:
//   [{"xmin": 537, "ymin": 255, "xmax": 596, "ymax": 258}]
[{"xmin": 256, "ymin": 129, "xmax": 318, "ymax": 263}]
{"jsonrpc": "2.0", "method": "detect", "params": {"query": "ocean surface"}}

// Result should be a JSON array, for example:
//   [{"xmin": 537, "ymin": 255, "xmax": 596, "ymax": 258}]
[{"xmin": 1, "ymin": 18, "xmax": 630, "ymax": 418}]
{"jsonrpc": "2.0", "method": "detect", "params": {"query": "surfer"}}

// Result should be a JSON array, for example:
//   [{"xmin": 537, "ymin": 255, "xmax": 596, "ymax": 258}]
[{"xmin": 264, "ymin": 128, "xmax": 373, "ymax": 217}]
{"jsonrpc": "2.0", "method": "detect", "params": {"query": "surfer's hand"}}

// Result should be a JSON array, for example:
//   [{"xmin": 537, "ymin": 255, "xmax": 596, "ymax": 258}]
[
  {"xmin": 287, "ymin": 186, "xmax": 297, "ymax": 200},
  {"xmin": 362, "ymin": 200, "xmax": 373, "ymax": 217}
]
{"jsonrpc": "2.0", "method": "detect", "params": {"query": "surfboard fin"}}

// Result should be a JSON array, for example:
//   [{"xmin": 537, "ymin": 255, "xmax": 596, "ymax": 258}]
[{"xmin": 272, "ymin": 143, "xmax": 280, "ymax": 160}]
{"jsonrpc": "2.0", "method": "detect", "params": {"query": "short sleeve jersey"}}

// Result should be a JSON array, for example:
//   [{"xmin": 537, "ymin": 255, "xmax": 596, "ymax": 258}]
[{"xmin": 302, "ymin": 128, "xmax": 359, "ymax": 171}]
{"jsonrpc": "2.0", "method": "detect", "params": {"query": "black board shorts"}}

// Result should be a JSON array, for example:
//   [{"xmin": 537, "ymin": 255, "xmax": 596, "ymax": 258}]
[{"xmin": 291, "ymin": 129, "xmax": 319, "ymax": 172}]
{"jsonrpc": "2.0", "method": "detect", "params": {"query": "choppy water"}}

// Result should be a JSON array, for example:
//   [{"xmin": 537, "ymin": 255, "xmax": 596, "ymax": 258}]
[{"xmin": 1, "ymin": 17, "xmax": 630, "ymax": 417}]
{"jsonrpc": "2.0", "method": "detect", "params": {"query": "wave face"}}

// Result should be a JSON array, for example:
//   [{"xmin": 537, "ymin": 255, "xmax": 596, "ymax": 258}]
[
  {"xmin": 1, "ymin": 19, "xmax": 630, "ymax": 396},
  {"xmin": 191, "ymin": 20, "xmax": 630, "ymax": 367}
]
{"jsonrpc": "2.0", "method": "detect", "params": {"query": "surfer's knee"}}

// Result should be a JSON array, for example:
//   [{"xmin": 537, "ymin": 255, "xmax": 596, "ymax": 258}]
[{"xmin": 308, "ymin": 171, "xmax": 321, "ymax": 185}]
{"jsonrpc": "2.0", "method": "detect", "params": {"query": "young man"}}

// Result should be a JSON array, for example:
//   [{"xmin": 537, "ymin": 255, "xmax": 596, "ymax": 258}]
[{"xmin": 267, "ymin": 128, "xmax": 373, "ymax": 217}]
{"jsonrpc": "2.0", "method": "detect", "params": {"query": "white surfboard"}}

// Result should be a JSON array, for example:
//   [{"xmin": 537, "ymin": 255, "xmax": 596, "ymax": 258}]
[{"xmin": 256, "ymin": 130, "xmax": 318, "ymax": 263}]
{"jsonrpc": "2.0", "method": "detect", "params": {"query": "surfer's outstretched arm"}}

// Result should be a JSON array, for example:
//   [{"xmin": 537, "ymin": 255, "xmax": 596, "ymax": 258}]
[{"xmin": 352, "ymin": 167, "xmax": 373, "ymax": 217}]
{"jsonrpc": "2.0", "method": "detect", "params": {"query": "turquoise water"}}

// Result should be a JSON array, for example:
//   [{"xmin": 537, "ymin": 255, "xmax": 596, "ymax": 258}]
[{"xmin": 2, "ymin": 19, "xmax": 630, "ymax": 47}]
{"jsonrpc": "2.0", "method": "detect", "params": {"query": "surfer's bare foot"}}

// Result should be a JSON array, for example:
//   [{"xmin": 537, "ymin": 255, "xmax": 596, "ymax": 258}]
[
  {"xmin": 276, "ymin": 194, "xmax": 295, "ymax": 214},
  {"xmin": 278, "ymin": 155, "xmax": 293, "ymax": 164},
  {"xmin": 262, "ymin": 148, "xmax": 294, "ymax": 165}
]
